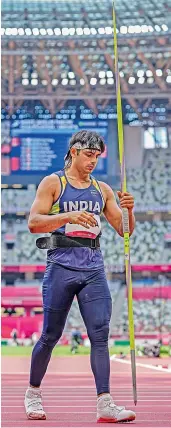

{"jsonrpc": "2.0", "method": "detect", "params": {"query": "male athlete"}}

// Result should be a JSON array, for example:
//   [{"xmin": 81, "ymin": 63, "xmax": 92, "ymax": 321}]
[{"xmin": 24, "ymin": 130, "xmax": 136, "ymax": 423}]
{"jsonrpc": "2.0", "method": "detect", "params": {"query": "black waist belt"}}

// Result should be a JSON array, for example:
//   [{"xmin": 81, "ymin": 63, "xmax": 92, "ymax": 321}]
[{"xmin": 36, "ymin": 233, "xmax": 100, "ymax": 250}]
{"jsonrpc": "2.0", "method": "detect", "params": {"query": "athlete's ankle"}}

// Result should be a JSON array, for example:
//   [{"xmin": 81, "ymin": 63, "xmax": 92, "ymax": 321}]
[
  {"xmin": 29, "ymin": 384, "xmax": 41, "ymax": 389},
  {"xmin": 97, "ymin": 392, "xmax": 110, "ymax": 399}
]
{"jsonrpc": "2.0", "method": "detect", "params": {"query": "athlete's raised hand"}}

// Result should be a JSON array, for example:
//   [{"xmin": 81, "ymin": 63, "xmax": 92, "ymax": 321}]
[{"xmin": 67, "ymin": 211, "xmax": 97, "ymax": 229}]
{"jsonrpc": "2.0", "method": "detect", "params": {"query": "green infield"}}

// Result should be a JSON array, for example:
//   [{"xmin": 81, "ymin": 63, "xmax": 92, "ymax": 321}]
[
  {"xmin": 1, "ymin": 344, "xmax": 169, "ymax": 357},
  {"xmin": 1, "ymin": 345, "xmax": 130, "ymax": 357}
]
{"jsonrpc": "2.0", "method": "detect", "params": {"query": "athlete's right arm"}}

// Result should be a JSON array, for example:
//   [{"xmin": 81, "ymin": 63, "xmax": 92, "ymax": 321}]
[{"xmin": 28, "ymin": 175, "xmax": 97, "ymax": 234}]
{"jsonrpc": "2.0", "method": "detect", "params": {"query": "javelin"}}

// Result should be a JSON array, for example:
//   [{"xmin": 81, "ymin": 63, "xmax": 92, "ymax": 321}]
[{"xmin": 112, "ymin": 1, "xmax": 137, "ymax": 405}]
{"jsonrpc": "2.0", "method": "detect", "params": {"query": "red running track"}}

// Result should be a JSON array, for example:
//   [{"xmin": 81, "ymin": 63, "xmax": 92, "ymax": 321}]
[{"xmin": 1, "ymin": 355, "xmax": 171, "ymax": 427}]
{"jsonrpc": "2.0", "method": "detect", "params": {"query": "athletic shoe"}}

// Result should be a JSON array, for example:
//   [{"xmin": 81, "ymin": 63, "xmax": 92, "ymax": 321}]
[
  {"xmin": 97, "ymin": 393, "xmax": 136, "ymax": 423},
  {"xmin": 24, "ymin": 387, "xmax": 46, "ymax": 420}
]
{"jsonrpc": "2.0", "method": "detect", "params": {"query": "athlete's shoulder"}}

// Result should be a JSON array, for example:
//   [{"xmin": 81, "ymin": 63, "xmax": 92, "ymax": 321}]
[
  {"xmin": 38, "ymin": 173, "xmax": 61, "ymax": 193},
  {"xmin": 98, "ymin": 181, "xmax": 115, "ymax": 199},
  {"xmin": 42, "ymin": 170, "xmax": 66, "ymax": 186}
]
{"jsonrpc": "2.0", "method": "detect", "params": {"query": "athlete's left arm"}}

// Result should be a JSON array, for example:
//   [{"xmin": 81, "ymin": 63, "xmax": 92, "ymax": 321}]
[{"xmin": 99, "ymin": 182, "xmax": 135, "ymax": 237}]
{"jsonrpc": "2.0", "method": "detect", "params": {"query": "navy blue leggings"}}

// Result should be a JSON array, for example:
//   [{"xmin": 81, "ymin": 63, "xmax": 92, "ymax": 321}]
[{"xmin": 30, "ymin": 262, "xmax": 112, "ymax": 395}]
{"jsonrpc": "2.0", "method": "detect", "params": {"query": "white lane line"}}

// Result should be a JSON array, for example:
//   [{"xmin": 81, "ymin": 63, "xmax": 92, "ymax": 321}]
[
  {"xmin": 1, "ymin": 420, "xmax": 170, "ymax": 422},
  {"xmin": 2, "ymin": 405, "xmax": 171, "ymax": 409},
  {"xmin": 2, "ymin": 411, "xmax": 171, "ymax": 414},
  {"xmin": 2, "ymin": 383, "xmax": 171, "ymax": 388},
  {"xmin": 2, "ymin": 372, "xmax": 91, "ymax": 375},
  {"xmin": 2, "ymin": 394, "xmax": 170, "ymax": 398},
  {"xmin": 2, "ymin": 400, "xmax": 171, "ymax": 408},
  {"xmin": 2, "ymin": 399, "xmax": 171, "ymax": 402},
  {"xmin": 1, "ymin": 419, "xmax": 170, "ymax": 428},
  {"xmin": 110, "ymin": 356, "xmax": 171, "ymax": 373},
  {"xmin": 2, "ymin": 388, "xmax": 171, "ymax": 393}
]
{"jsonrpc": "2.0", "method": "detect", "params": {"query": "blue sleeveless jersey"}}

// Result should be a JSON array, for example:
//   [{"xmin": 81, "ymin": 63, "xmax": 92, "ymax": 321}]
[{"xmin": 47, "ymin": 169, "xmax": 105, "ymax": 270}]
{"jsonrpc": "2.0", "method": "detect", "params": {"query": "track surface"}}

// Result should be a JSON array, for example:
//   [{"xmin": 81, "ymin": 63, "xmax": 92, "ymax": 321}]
[{"xmin": 1, "ymin": 355, "xmax": 171, "ymax": 427}]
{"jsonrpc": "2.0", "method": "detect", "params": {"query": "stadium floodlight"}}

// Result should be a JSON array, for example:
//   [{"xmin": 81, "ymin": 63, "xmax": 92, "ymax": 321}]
[
  {"xmin": 69, "ymin": 28, "xmax": 75, "ymax": 35},
  {"xmin": 18, "ymin": 28, "xmax": 25, "ymax": 35},
  {"xmin": 31, "ymin": 79, "xmax": 38, "ymax": 85},
  {"xmin": 62, "ymin": 78, "xmax": 68, "ymax": 85},
  {"xmin": 22, "ymin": 79, "xmax": 29, "ymax": 85},
  {"xmin": 83, "ymin": 28, "xmax": 91, "ymax": 35},
  {"xmin": 5, "ymin": 28, "xmax": 12, "ymax": 35},
  {"xmin": 33, "ymin": 28, "xmax": 39, "ymax": 36},
  {"xmin": 137, "ymin": 70, "xmax": 144, "ymax": 77},
  {"xmin": 22, "ymin": 72, "xmax": 29, "ymax": 78},
  {"xmin": 119, "ymin": 71, "xmax": 124, "ymax": 77},
  {"xmin": 11, "ymin": 28, "xmax": 18, "ymax": 36},
  {"xmin": 120, "ymin": 26, "xmax": 127, "ymax": 34},
  {"xmin": 138, "ymin": 77, "xmax": 145, "ymax": 84},
  {"xmin": 128, "ymin": 77, "xmax": 135, "ymax": 84},
  {"xmin": 1, "ymin": 28, "xmax": 5, "ymax": 35},
  {"xmin": 80, "ymin": 78, "xmax": 85, "ymax": 85},
  {"xmin": 147, "ymin": 77, "xmax": 154, "ymax": 84},
  {"xmin": 98, "ymin": 27, "xmax": 105, "ymax": 34},
  {"xmin": 25, "ymin": 28, "xmax": 32, "ymax": 35},
  {"xmin": 61, "ymin": 72, "xmax": 67, "ymax": 79},
  {"xmin": 47, "ymin": 28, "xmax": 54, "ymax": 35},
  {"xmin": 166, "ymin": 75, "xmax": 171, "ymax": 83},
  {"xmin": 76, "ymin": 28, "xmax": 83, "ymax": 35},
  {"xmin": 134, "ymin": 25, "xmax": 141, "ymax": 33},
  {"xmin": 99, "ymin": 78, "xmax": 106, "ymax": 85},
  {"xmin": 105, "ymin": 27, "xmax": 113, "ymax": 34},
  {"xmin": 155, "ymin": 25, "xmax": 161, "ymax": 32},
  {"xmin": 106, "ymin": 71, "xmax": 113, "ymax": 78},
  {"xmin": 31, "ymin": 72, "xmax": 38, "ymax": 78},
  {"xmin": 107, "ymin": 78, "xmax": 114, "ymax": 85},
  {"xmin": 54, "ymin": 28, "xmax": 61, "ymax": 35},
  {"xmin": 90, "ymin": 28, "xmax": 97, "ymax": 35},
  {"xmin": 162, "ymin": 24, "xmax": 168, "ymax": 31},
  {"xmin": 40, "ymin": 28, "xmax": 46, "ymax": 35},
  {"xmin": 156, "ymin": 69, "xmax": 163, "ymax": 77},
  {"xmin": 68, "ymin": 72, "xmax": 75, "ymax": 79},
  {"xmin": 90, "ymin": 77, "xmax": 97, "ymax": 85},
  {"xmin": 146, "ymin": 70, "xmax": 153, "ymax": 77},
  {"xmin": 128, "ymin": 26, "xmax": 135, "ymax": 34},
  {"xmin": 70, "ymin": 79, "xmax": 76, "ymax": 85},
  {"xmin": 99, "ymin": 71, "xmax": 105, "ymax": 78},
  {"xmin": 52, "ymin": 79, "xmax": 58, "ymax": 85},
  {"xmin": 148, "ymin": 26, "xmax": 154, "ymax": 32},
  {"xmin": 141, "ymin": 25, "xmax": 149, "ymax": 33},
  {"xmin": 42, "ymin": 80, "xmax": 48, "ymax": 85},
  {"xmin": 62, "ymin": 28, "xmax": 69, "ymax": 35}
]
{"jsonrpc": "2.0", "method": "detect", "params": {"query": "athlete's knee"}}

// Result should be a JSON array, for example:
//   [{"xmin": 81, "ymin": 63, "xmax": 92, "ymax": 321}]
[
  {"xmin": 40, "ymin": 325, "xmax": 64, "ymax": 349},
  {"xmin": 88, "ymin": 323, "xmax": 110, "ymax": 345}
]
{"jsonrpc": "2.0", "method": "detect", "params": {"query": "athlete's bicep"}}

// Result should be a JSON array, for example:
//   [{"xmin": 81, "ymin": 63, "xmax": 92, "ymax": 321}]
[{"xmin": 29, "ymin": 175, "xmax": 60, "ymax": 219}]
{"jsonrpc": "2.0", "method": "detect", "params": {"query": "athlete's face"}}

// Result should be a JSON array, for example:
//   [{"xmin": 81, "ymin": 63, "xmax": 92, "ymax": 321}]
[{"xmin": 75, "ymin": 149, "xmax": 101, "ymax": 173}]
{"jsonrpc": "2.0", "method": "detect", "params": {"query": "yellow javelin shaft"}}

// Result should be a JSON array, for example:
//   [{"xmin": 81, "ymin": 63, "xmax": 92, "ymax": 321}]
[{"xmin": 112, "ymin": 2, "xmax": 137, "ymax": 405}]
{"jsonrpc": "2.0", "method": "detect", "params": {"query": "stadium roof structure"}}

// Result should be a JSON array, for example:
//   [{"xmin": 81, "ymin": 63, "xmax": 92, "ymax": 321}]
[{"xmin": 1, "ymin": 0, "xmax": 171, "ymax": 123}]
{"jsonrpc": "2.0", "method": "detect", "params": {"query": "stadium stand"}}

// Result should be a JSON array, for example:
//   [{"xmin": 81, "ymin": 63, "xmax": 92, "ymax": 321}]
[
  {"xmin": 101, "ymin": 220, "xmax": 171, "ymax": 266},
  {"xmin": 1, "ymin": 187, "xmax": 36, "ymax": 213},
  {"xmin": 113, "ymin": 297, "xmax": 171, "ymax": 334},
  {"xmin": 127, "ymin": 149, "xmax": 171, "ymax": 211}
]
